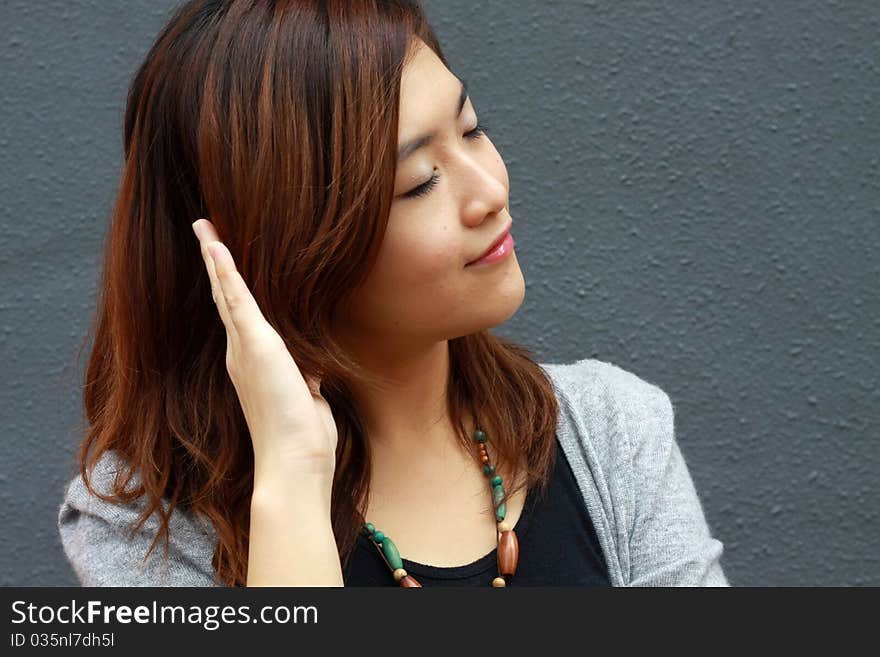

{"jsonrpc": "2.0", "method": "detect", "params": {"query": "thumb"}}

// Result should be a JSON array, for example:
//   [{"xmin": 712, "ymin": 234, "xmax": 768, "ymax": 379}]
[{"xmin": 305, "ymin": 374, "xmax": 323, "ymax": 397}]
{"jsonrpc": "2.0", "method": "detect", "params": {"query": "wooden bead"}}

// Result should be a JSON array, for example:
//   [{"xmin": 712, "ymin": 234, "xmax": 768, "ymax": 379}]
[
  {"xmin": 498, "ymin": 529, "xmax": 519, "ymax": 576},
  {"xmin": 480, "ymin": 454, "xmax": 489, "ymax": 463},
  {"xmin": 497, "ymin": 521, "xmax": 510, "ymax": 533},
  {"xmin": 400, "ymin": 575, "xmax": 422, "ymax": 587},
  {"xmin": 492, "ymin": 577, "xmax": 507, "ymax": 587},
  {"xmin": 393, "ymin": 568, "xmax": 408, "ymax": 581}
]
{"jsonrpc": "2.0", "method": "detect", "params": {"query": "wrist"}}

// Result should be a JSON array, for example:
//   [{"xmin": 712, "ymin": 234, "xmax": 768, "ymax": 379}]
[
  {"xmin": 252, "ymin": 465, "xmax": 333, "ymax": 506},
  {"xmin": 253, "ymin": 446, "xmax": 335, "ymax": 480}
]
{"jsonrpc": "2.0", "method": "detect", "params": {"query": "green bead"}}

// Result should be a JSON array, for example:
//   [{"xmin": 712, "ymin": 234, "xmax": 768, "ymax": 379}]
[
  {"xmin": 474, "ymin": 429, "xmax": 486, "ymax": 442},
  {"xmin": 373, "ymin": 530, "xmax": 384, "ymax": 543},
  {"xmin": 491, "ymin": 475, "xmax": 503, "ymax": 486},
  {"xmin": 381, "ymin": 537, "xmax": 403, "ymax": 570},
  {"xmin": 493, "ymin": 485, "xmax": 507, "ymax": 521},
  {"xmin": 483, "ymin": 464, "xmax": 496, "ymax": 476},
  {"xmin": 365, "ymin": 522, "xmax": 375, "ymax": 534}
]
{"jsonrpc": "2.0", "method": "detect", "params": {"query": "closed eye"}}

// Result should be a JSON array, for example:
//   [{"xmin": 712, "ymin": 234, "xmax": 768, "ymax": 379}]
[
  {"xmin": 401, "ymin": 122, "xmax": 490, "ymax": 200},
  {"xmin": 464, "ymin": 122, "xmax": 488, "ymax": 141}
]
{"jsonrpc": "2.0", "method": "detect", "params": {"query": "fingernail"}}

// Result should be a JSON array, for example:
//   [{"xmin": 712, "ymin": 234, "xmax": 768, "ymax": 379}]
[{"xmin": 191, "ymin": 220, "xmax": 202, "ymax": 240}]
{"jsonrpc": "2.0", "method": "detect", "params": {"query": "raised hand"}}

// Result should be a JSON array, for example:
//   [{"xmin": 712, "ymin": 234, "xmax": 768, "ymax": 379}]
[{"xmin": 191, "ymin": 219, "xmax": 338, "ymax": 482}]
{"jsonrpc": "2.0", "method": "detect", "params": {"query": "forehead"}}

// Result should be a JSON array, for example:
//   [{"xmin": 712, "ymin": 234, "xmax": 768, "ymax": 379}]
[{"xmin": 398, "ymin": 40, "xmax": 460, "ymax": 130}]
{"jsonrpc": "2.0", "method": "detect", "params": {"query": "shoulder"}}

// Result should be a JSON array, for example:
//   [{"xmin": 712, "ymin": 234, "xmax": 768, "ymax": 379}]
[
  {"xmin": 62, "ymin": 449, "xmax": 131, "ymax": 507},
  {"xmin": 59, "ymin": 449, "xmax": 218, "ymax": 542},
  {"xmin": 57, "ymin": 449, "xmax": 219, "ymax": 586},
  {"xmin": 537, "ymin": 357, "xmax": 673, "ymax": 583},
  {"xmin": 538, "ymin": 357, "xmax": 729, "ymax": 586},
  {"xmin": 538, "ymin": 355, "xmax": 675, "ymax": 510},
  {"xmin": 61, "ymin": 450, "xmax": 162, "ymax": 531},
  {"xmin": 60, "ymin": 449, "xmax": 145, "ymax": 526},
  {"xmin": 539, "ymin": 356, "xmax": 672, "ymax": 452}
]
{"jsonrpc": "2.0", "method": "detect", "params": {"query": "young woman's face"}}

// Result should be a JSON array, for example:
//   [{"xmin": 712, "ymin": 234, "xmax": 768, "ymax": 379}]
[{"xmin": 333, "ymin": 38, "xmax": 524, "ymax": 350}]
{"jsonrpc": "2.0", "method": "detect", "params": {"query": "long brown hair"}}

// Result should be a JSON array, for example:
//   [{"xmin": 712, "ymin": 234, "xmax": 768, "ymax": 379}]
[{"xmin": 70, "ymin": 0, "xmax": 559, "ymax": 587}]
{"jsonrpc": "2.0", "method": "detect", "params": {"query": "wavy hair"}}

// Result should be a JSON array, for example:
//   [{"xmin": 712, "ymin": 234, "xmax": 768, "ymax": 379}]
[{"xmin": 69, "ymin": 0, "xmax": 559, "ymax": 587}]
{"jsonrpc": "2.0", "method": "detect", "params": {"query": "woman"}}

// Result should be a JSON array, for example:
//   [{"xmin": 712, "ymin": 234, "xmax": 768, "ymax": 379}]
[{"xmin": 57, "ymin": 0, "xmax": 729, "ymax": 587}]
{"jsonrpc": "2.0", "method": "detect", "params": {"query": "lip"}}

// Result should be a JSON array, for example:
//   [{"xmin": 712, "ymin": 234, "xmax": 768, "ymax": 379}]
[{"xmin": 466, "ymin": 222, "xmax": 514, "ymax": 267}]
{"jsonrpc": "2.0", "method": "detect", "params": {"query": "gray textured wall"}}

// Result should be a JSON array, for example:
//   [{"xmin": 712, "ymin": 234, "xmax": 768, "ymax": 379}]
[{"xmin": 1, "ymin": 0, "xmax": 876, "ymax": 586}]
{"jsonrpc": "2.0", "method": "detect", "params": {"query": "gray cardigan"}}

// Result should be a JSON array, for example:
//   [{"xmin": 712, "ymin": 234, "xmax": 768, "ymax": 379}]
[{"xmin": 57, "ymin": 357, "xmax": 730, "ymax": 586}]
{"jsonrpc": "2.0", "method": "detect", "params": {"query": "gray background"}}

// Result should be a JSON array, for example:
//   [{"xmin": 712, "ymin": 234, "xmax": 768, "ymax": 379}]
[{"xmin": 1, "ymin": 0, "xmax": 876, "ymax": 586}]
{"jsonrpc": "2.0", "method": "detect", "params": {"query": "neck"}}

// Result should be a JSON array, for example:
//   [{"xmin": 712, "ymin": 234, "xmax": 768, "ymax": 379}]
[{"xmin": 335, "ymin": 337, "xmax": 477, "ymax": 460}]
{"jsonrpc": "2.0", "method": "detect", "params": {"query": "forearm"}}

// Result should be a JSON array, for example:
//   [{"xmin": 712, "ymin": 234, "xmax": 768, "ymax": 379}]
[{"xmin": 247, "ymin": 473, "xmax": 343, "ymax": 587}]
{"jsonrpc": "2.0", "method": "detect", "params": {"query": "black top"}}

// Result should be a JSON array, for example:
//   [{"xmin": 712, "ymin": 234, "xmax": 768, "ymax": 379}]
[{"xmin": 343, "ymin": 435, "xmax": 611, "ymax": 586}]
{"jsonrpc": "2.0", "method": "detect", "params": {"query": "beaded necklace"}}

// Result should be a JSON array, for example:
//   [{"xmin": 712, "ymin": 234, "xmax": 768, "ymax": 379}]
[{"xmin": 361, "ymin": 426, "xmax": 520, "ymax": 587}]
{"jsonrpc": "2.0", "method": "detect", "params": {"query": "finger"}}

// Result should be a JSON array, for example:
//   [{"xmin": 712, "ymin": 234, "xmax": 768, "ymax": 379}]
[
  {"xmin": 192, "ymin": 220, "xmax": 238, "ymax": 342},
  {"xmin": 193, "ymin": 218, "xmax": 220, "ymax": 243},
  {"xmin": 205, "ymin": 240, "xmax": 270, "ymax": 345},
  {"xmin": 204, "ymin": 241, "xmax": 238, "ymax": 341}
]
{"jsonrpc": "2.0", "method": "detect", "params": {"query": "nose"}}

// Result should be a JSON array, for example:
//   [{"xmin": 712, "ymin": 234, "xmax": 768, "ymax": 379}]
[{"xmin": 457, "ymin": 150, "xmax": 508, "ymax": 223}]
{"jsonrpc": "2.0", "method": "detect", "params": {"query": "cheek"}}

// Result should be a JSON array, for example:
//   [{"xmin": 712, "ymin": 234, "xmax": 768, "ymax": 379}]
[
  {"xmin": 379, "ymin": 221, "xmax": 462, "ymax": 286},
  {"xmin": 364, "ymin": 228, "xmax": 464, "ymax": 328}
]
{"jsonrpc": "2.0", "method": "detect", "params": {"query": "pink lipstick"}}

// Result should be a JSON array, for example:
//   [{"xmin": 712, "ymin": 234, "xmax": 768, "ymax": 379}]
[{"xmin": 466, "ymin": 230, "xmax": 514, "ymax": 267}]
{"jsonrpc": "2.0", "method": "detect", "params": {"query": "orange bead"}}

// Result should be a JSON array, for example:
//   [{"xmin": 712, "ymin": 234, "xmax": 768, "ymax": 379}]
[
  {"xmin": 399, "ymin": 575, "xmax": 422, "ymax": 587},
  {"xmin": 498, "ymin": 530, "xmax": 519, "ymax": 577},
  {"xmin": 480, "ymin": 454, "xmax": 489, "ymax": 463}
]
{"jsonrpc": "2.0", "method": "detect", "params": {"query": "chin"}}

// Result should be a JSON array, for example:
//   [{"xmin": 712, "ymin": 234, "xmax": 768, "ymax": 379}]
[
  {"xmin": 499, "ymin": 276, "xmax": 527, "ymax": 323},
  {"xmin": 472, "ymin": 267, "xmax": 526, "ymax": 330},
  {"xmin": 500, "ymin": 258, "xmax": 526, "ymax": 305}
]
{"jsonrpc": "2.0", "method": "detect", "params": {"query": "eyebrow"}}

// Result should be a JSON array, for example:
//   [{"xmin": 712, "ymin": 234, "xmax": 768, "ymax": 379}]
[{"xmin": 396, "ymin": 78, "xmax": 469, "ymax": 163}]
